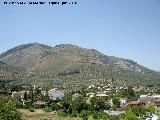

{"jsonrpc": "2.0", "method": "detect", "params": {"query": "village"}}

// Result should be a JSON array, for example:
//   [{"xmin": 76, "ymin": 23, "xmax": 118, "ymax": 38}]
[{"xmin": 6, "ymin": 82, "xmax": 160, "ymax": 120}]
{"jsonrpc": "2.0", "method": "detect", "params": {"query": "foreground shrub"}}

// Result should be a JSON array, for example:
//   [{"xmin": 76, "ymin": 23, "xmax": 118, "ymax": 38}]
[
  {"xmin": 51, "ymin": 102, "xmax": 63, "ymax": 111},
  {"xmin": 23, "ymin": 101, "xmax": 33, "ymax": 109},
  {"xmin": 28, "ymin": 108, "xmax": 35, "ymax": 112},
  {"xmin": 43, "ymin": 107, "xmax": 52, "ymax": 112},
  {"xmin": 0, "ymin": 98, "xmax": 22, "ymax": 120},
  {"xmin": 79, "ymin": 110, "xmax": 92, "ymax": 120},
  {"xmin": 58, "ymin": 111, "xmax": 69, "ymax": 117}
]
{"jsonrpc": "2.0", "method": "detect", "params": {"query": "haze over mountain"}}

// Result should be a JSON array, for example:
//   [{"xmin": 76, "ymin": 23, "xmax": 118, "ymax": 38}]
[{"xmin": 0, "ymin": 43, "xmax": 160, "ymax": 87}]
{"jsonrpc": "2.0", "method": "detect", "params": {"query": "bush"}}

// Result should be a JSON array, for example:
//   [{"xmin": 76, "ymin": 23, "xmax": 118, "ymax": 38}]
[
  {"xmin": 109, "ymin": 115, "xmax": 120, "ymax": 120},
  {"xmin": 79, "ymin": 110, "xmax": 92, "ymax": 120},
  {"xmin": 0, "ymin": 99, "xmax": 22, "ymax": 120},
  {"xmin": 33, "ymin": 104, "xmax": 41, "ymax": 109},
  {"xmin": 15, "ymin": 101, "xmax": 23, "ymax": 109},
  {"xmin": 88, "ymin": 116, "xmax": 94, "ymax": 120},
  {"xmin": 43, "ymin": 107, "xmax": 52, "ymax": 112},
  {"xmin": 23, "ymin": 101, "xmax": 33, "ymax": 109},
  {"xmin": 105, "ymin": 102, "xmax": 111, "ymax": 110},
  {"xmin": 95, "ymin": 112, "xmax": 109, "ymax": 119},
  {"xmin": 28, "ymin": 108, "xmax": 35, "ymax": 112},
  {"xmin": 58, "ymin": 111, "xmax": 68, "ymax": 117},
  {"xmin": 90, "ymin": 97, "xmax": 106, "ymax": 111},
  {"xmin": 71, "ymin": 111, "xmax": 78, "ymax": 117},
  {"xmin": 51, "ymin": 102, "xmax": 63, "ymax": 111}
]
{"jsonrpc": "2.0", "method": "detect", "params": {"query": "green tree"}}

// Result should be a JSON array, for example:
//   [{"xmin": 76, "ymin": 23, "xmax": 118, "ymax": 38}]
[
  {"xmin": 0, "ymin": 98, "xmax": 22, "ymax": 120},
  {"xmin": 88, "ymin": 116, "xmax": 94, "ymax": 120},
  {"xmin": 104, "ymin": 102, "xmax": 111, "ymax": 110},
  {"xmin": 90, "ymin": 97, "xmax": 106, "ymax": 111},
  {"xmin": 132, "ymin": 106, "xmax": 147, "ymax": 117},
  {"xmin": 50, "ymin": 102, "xmax": 63, "ymax": 111},
  {"xmin": 145, "ymin": 102, "xmax": 156, "ymax": 113},
  {"xmin": 112, "ymin": 97, "xmax": 120, "ymax": 108},
  {"xmin": 126, "ymin": 85, "xmax": 136, "ymax": 100},
  {"xmin": 61, "ymin": 93, "xmax": 72, "ymax": 113},
  {"xmin": 28, "ymin": 85, "xmax": 34, "ymax": 102},
  {"xmin": 120, "ymin": 107, "xmax": 137, "ymax": 120},
  {"xmin": 72, "ymin": 96, "xmax": 87, "ymax": 113},
  {"xmin": 23, "ymin": 91, "xmax": 27, "ymax": 101},
  {"xmin": 79, "ymin": 110, "xmax": 92, "ymax": 120},
  {"xmin": 96, "ymin": 112, "xmax": 109, "ymax": 120}
]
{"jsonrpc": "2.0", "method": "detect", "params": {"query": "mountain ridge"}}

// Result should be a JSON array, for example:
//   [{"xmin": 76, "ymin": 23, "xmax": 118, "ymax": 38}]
[
  {"xmin": 0, "ymin": 43, "xmax": 159, "ymax": 87},
  {"xmin": 0, "ymin": 43, "xmax": 145, "ymax": 71}
]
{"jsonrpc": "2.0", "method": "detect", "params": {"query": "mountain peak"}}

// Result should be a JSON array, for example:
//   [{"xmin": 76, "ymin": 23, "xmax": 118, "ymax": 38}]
[
  {"xmin": 27, "ymin": 42, "xmax": 40, "ymax": 46},
  {"xmin": 32, "ymin": 42, "xmax": 39, "ymax": 44},
  {"xmin": 26, "ymin": 42, "xmax": 52, "ymax": 49},
  {"xmin": 54, "ymin": 44, "xmax": 80, "ymax": 48}
]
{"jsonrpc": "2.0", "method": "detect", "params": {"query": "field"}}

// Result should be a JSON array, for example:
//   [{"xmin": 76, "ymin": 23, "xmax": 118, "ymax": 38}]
[{"xmin": 18, "ymin": 109, "xmax": 82, "ymax": 120}]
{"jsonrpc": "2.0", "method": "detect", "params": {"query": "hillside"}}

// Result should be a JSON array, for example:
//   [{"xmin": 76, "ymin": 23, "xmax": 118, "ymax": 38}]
[
  {"xmin": 0, "ymin": 61, "xmax": 25, "ymax": 79},
  {"xmin": 0, "ymin": 42, "xmax": 51, "ymax": 68},
  {"xmin": 0, "ymin": 43, "xmax": 160, "ymax": 87},
  {"xmin": 0, "ymin": 61, "xmax": 26, "ymax": 89}
]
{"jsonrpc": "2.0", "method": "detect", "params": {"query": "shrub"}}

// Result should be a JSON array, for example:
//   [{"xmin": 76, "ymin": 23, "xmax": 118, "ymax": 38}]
[
  {"xmin": 71, "ymin": 111, "xmax": 78, "ymax": 117},
  {"xmin": 58, "ymin": 111, "xmax": 68, "ymax": 117},
  {"xmin": 51, "ymin": 102, "xmax": 63, "ymax": 111},
  {"xmin": 79, "ymin": 110, "xmax": 92, "ymax": 120},
  {"xmin": 43, "ymin": 107, "xmax": 52, "ymax": 112},
  {"xmin": 23, "ymin": 101, "xmax": 33, "ymax": 109},
  {"xmin": 28, "ymin": 108, "xmax": 35, "ymax": 112},
  {"xmin": 33, "ymin": 104, "xmax": 41, "ymax": 109},
  {"xmin": 0, "ymin": 99, "xmax": 22, "ymax": 120},
  {"xmin": 15, "ymin": 101, "xmax": 23, "ymax": 109}
]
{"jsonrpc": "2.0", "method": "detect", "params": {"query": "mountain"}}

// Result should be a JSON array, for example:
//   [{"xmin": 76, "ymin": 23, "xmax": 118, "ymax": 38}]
[
  {"xmin": 0, "ymin": 61, "xmax": 25, "ymax": 82},
  {"xmin": 0, "ymin": 42, "xmax": 51, "ymax": 68},
  {"xmin": 0, "ymin": 43, "xmax": 144, "ymax": 72},
  {"xmin": 0, "ymin": 43, "xmax": 160, "ymax": 87}
]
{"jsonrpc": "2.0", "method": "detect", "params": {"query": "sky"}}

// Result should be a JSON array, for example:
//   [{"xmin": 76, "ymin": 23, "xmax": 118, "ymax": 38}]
[{"xmin": 0, "ymin": 0, "xmax": 160, "ymax": 71}]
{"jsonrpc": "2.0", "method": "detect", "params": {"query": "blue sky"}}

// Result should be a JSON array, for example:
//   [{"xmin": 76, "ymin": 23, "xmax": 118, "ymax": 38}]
[{"xmin": 0, "ymin": 0, "xmax": 160, "ymax": 71}]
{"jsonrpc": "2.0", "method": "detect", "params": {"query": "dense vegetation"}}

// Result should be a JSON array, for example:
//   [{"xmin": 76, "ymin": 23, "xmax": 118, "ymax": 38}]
[{"xmin": 0, "ymin": 97, "xmax": 22, "ymax": 120}]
